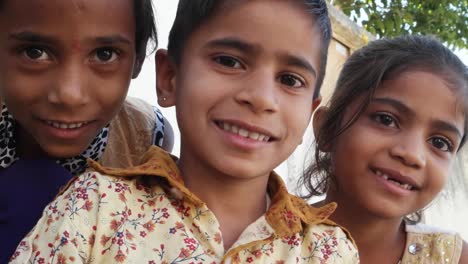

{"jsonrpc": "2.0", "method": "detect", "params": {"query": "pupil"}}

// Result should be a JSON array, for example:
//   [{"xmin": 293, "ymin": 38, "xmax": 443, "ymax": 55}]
[
  {"xmin": 220, "ymin": 57, "xmax": 236, "ymax": 67},
  {"xmin": 433, "ymin": 138, "xmax": 445, "ymax": 149},
  {"xmin": 97, "ymin": 49, "xmax": 112, "ymax": 61},
  {"xmin": 382, "ymin": 116, "xmax": 392, "ymax": 125},
  {"xmin": 281, "ymin": 76, "xmax": 295, "ymax": 86},
  {"xmin": 26, "ymin": 48, "xmax": 43, "ymax": 59}
]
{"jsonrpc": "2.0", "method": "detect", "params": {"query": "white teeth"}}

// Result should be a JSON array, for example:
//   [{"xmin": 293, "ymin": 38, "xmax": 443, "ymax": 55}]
[
  {"xmin": 375, "ymin": 169, "xmax": 413, "ymax": 190},
  {"xmin": 219, "ymin": 122, "xmax": 271, "ymax": 142},
  {"xmin": 238, "ymin": 128, "xmax": 249, "ymax": 137},
  {"xmin": 248, "ymin": 132, "xmax": 259, "ymax": 140},
  {"xmin": 402, "ymin": 184, "xmax": 412, "ymax": 190},
  {"xmin": 46, "ymin": 121, "xmax": 86, "ymax": 129}
]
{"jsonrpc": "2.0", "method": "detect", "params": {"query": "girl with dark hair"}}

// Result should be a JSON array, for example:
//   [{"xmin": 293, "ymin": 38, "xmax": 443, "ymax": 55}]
[
  {"xmin": 301, "ymin": 35, "xmax": 468, "ymax": 263},
  {"xmin": 0, "ymin": 0, "xmax": 173, "ymax": 261}
]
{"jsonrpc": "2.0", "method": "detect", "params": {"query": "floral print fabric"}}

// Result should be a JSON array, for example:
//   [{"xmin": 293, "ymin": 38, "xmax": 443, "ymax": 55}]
[{"xmin": 10, "ymin": 147, "xmax": 358, "ymax": 263}]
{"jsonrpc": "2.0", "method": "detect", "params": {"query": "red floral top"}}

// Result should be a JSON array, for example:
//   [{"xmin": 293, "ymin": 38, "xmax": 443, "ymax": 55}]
[{"xmin": 10, "ymin": 147, "xmax": 358, "ymax": 263}]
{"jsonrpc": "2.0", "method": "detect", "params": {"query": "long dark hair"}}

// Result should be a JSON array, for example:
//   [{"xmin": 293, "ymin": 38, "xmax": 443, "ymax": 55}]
[{"xmin": 299, "ymin": 35, "xmax": 468, "ymax": 222}]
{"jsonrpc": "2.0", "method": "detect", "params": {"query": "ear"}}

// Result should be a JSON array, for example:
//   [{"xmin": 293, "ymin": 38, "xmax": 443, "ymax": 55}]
[
  {"xmin": 131, "ymin": 55, "xmax": 145, "ymax": 79},
  {"xmin": 312, "ymin": 106, "xmax": 331, "ymax": 152},
  {"xmin": 312, "ymin": 95, "xmax": 322, "ymax": 112},
  {"xmin": 155, "ymin": 49, "xmax": 177, "ymax": 107}
]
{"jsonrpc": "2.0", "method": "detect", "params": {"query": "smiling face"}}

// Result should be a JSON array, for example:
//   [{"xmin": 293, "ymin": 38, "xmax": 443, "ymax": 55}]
[
  {"xmin": 157, "ymin": 0, "xmax": 322, "ymax": 181},
  {"xmin": 326, "ymin": 70, "xmax": 465, "ymax": 219},
  {"xmin": 0, "ymin": 0, "xmax": 137, "ymax": 158}
]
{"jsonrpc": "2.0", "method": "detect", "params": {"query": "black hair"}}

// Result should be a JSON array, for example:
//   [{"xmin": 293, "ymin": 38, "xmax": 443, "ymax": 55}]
[
  {"xmin": 0, "ymin": 0, "xmax": 157, "ymax": 59},
  {"xmin": 300, "ymin": 35, "xmax": 468, "ymax": 222},
  {"xmin": 133, "ymin": 0, "xmax": 158, "ymax": 59},
  {"xmin": 167, "ymin": 0, "xmax": 331, "ymax": 98}
]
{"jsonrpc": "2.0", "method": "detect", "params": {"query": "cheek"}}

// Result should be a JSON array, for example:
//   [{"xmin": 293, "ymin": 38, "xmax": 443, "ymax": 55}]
[{"xmin": 427, "ymin": 159, "xmax": 451, "ymax": 194}]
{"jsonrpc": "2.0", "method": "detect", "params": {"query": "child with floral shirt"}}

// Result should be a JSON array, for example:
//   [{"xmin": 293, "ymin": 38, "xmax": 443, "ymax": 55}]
[{"xmin": 10, "ymin": 0, "xmax": 359, "ymax": 263}]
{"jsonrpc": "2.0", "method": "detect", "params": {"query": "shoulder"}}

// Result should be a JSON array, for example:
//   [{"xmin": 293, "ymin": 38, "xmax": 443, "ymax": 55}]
[
  {"xmin": 404, "ymin": 223, "xmax": 464, "ymax": 263},
  {"xmin": 112, "ymin": 96, "xmax": 156, "ymax": 128},
  {"xmin": 300, "ymin": 223, "xmax": 359, "ymax": 262},
  {"xmin": 110, "ymin": 96, "xmax": 173, "ymax": 151},
  {"xmin": 406, "ymin": 223, "xmax": 458, "ymax": 235}
]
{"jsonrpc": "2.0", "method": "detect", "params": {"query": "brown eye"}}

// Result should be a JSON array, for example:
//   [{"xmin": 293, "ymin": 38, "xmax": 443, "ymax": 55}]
[
  {"xmin": 97, "ymin": 49, "xmax": 112, "ymax": 61},
  {"xmin": 429, "ymin": 137, "xmax": 452, "ymax": 152},
  {"xmin": 373, "ymin": 113, "xmax": 397, "ymax": 127},
  {"xmin": 214, "ymin": 55, "xmax": 242, "ymax": 68},
  {"xmin": 93, "ymin": 48, "xmax": 119, "ymax": 63},
  {"xmin": 24, "ymin": 47, "xmax": 49, "ymax": 61},
  {"xmin": 279, "ymin": 74, "xmax": 303, "ymax": 88}
]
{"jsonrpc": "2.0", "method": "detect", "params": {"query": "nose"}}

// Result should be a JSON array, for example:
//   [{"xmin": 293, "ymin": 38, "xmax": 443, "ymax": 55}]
[
  {"xmin": 389, "ymin": 132, "xmax": 426, "ymax": 168},
  {"xmin": 48, "ymin": 61, "xmax": 90, "ymax": 108},
  {"xmin": 234, "ymin": 70, "xmax": 279, "ymax": 114}
]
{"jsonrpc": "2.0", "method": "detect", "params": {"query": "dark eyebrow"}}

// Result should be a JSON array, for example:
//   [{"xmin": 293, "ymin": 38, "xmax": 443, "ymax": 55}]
[
  {"xmin": 9, "ymin": 31, "xmax": 57, "ymax": 44},
  {"xmin": 9, "ymin": 31, "xmax": 132, "ymax": 46},
  {"xmin": 432, "ymin": 120, "xmax": 463, "ymax": 138},
  {"xmin": 280, "ymin": 53, "xmax": 317, "ymax": 77},
  {"xmin": 205, "ymin": 37, "xmax": 317, "ymax": 77},
  {"xmin": 373, "ymin": 97, "xmax": 413, "ymax": 115},
  {"xmin": 373, "ymin": 97, "xmax": 462, "ymax": 138},
  {"xmin": 93, "ymin": 35, "xmax": 132, "ymax": 46},
  {"xmin": 205, "ymin": 37, "xmax": 258, "ymax": 55}
]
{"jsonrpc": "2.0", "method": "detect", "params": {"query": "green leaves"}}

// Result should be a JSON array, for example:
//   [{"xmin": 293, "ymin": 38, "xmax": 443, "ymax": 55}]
[{"xmin": 334, "ymin": 0, "xmax": 468, "ymax": 49}]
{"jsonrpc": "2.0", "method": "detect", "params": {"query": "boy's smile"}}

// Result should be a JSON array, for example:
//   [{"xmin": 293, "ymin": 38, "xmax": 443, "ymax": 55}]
[
  {"xmin": 0, "ymin": 0, "xmax": 137, "ymax": 158},
  {"xmin": 157, "ymin": 0, "xmax": 323, "ymax": 182}
]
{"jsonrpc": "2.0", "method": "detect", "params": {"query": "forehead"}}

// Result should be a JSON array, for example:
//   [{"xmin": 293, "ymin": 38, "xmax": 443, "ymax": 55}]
[
  {"xmin": 188, "ymin": 0, "xmax": 322, "ymax": 69},
  {"xmin": 376, "ymin": 70, "xmax": 465, "ymax": 132},
  {"xmin": 0, "ymin": 0, "xmax": 135, "ymax": 41}
]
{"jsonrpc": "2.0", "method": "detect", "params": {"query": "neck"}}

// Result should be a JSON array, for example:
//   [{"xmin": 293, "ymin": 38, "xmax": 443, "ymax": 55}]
[
  {"xmin": 177, "ymin": 151, "xmax": 270, "ymax": 250},
  {"xmin": 323, "ymin": 193, "xmax": 407, "ymax": 264}
]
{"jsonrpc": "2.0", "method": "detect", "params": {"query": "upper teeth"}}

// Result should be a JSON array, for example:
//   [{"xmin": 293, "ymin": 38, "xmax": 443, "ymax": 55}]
[
  {"xmin": 46, "ymin": 121, "xmax": 87, "ymax": 129},
  {"xmin": 375, "ymin": 170, "xmax": 413, "ymax": 190},
  {"xmin": 220, "ymin": 122, "xmax": 270, "ymax": 142}
]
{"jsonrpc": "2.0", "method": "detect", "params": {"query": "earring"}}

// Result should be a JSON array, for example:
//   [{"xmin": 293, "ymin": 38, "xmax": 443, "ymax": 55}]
[{"xmin": 163, "ymin": 97, "xmax": 167, "ymax": 101}]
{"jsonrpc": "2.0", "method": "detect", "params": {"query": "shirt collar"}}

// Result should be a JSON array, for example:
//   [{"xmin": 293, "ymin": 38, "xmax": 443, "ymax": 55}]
[{"xmin": 89, "ymin": 146, "xmax": 337, "ymax": 236}]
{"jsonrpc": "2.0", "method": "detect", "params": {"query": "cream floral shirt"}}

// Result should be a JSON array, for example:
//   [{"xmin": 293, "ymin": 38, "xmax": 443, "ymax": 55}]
[{"xmin": 10, "ymin": 147, "xmax": 359, "ymax": 264}]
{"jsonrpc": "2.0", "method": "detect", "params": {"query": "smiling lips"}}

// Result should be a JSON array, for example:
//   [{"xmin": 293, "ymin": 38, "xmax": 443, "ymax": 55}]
[
  {"xmin": 45, "ymin": 120, "xmax": 91, "ymax": 129},
  {"xmin": 217, "ymin": 121, "xmax": 272, "ymax": 142},
  {"xmin": 375, "ymin": 170, "xmax": 414, "ymax": 191}
]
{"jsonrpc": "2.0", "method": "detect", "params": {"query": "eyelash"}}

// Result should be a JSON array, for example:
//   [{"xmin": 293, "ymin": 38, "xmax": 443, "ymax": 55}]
[
  {"xmin": 213, "ymin": 55, "xmax": 243, "ymax": 69},
  {"xmin": 372, "ymin": 112, "xmax": 398, "ymax": 128},
  {"xmin": 278, "ymin": 73, "xmax": 305, "ymax": 88},
  {"xmin": 17, "ymin": 45, "xmax": 121, "ymax": 64},
  {"xmin": 91, "ymin": 47, "xmax": 121, "ymax": 64},
  {"xmin": 428, "ymin": 136, "xmax": 454, "ymax": 152},
  {"xmin": 371, "ymin": 112, "xmax": 454, "ymax": 152},
  {"xmin": 20, "ymin": 46, "xmax": 52, "ymax": 62},
  {"xmin": 212, "ymin": 54, "xmax": 306, "ymax": 88}
]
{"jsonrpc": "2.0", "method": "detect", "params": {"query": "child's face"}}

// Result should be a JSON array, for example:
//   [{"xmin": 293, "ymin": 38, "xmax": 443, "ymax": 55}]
[
  {"xmin": 159, "ymin": 0, "xmax": 322, "ymax": 180},
  {"xmin": 328, "ymin": 70, "xmax": 464, "ymax": 219},
  {"xmin": 0, "ymin": 0, "xmax": 137, "ymax": 158}
]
